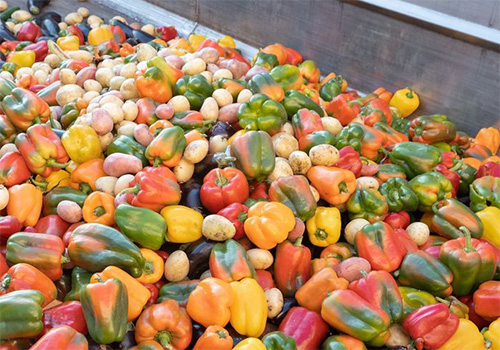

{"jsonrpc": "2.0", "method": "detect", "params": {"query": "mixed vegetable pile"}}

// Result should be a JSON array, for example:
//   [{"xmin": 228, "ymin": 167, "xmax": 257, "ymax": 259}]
[{"xmin": 0, "ymin": 1, "xmax": 499, "ymax": 350}]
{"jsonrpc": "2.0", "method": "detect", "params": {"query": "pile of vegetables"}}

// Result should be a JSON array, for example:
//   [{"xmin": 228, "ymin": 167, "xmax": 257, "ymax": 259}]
[{"xmin": 0, "ymin": 1, "xmax": 499, "ymax": 350}]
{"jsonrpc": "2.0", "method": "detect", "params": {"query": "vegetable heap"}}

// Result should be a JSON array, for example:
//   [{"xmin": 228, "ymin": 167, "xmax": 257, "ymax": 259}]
[{"xmin": 0, "ymin": 2, "xmax": 499, "ymax": 350}]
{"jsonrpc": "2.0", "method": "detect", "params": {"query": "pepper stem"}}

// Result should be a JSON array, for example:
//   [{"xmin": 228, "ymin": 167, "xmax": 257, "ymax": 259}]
[
  {"xmin": 215, "ymin": 168, "xmax": 228, "ymax": 187},
  {"xmin": 459, "ymin": 226, "xmax": 475, "ymax": 253},
  {"xmin": 1, "ymin": 274, "xmax": 11, "ymax": 291},
  {"xmin": 46, "ymin": 159, "xmax": 69, "ymax": 168},
  {"xmin": 338, "ymin": 181, "xmax": 348, "ymax": 193},
  {"xmin": 61, "ymin": 255, "xmax": 70, "ymax": 265},
  {"xmin": 294, "ymin": 236, "xmax": 303, "ymax": 246},
  {"xmin": 79, "ymin": 183, "xmax": 92, "ymax": 194},
  {"xmin": 30, "ymin": 177, "xmax": 48, "ymax": 190},
  {"xmin": 314, "ymin": 229, "xmax": 328, "ymax": 241},
  {"xmin": 406, "ymin": 88, "xmax": 414, "ymax": 99},
  {"xmin": 155, "ymin": 331, "xmax": 173, "ymax": 349},
  {"xmin": 216, "ymin": 330, "xmax": 227, "ymax": 339},
  {"xmin": 143, "ymin": 260, "xmax": 154, "ymax": 275},
  {"xmin": 436, "ymin": 296, "xmax": 450, "ymax": 306},
  {"xmin": 93, "ymin": 206, "xmax": 106, "ymax": 217},
  {"xmin": 360, "ymin": 269, "xmax": 368, "ymax": 278},
  {"xmin": 237, "ymin": 211, "xmax": 248, "ymax": 223},
  {"xmin": 153, "ymin": 158, "xmax": 162, "ymax": 167},
  {"xmin": 431, "ymin": 201, "xmax": 443, "ymax": 214}
]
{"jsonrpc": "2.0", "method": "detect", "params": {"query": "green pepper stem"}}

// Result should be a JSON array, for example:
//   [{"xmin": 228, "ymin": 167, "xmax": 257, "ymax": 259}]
[
  {"xmin": 459, "ymin": 226, "xmax": 475, "ymax": 253},
  {"xmin": 436, "ymin": 296, "xmax": 450, "ymax": 306},
  {"xmin": 216, "ymin": 330, "xmax": 227, "ymax": 339},
  {"xmin": 143, "ymin": 260, "xmax": 154, "ymax": 275},
  {"xmin": 121, "ymin": 183, "xmax": 140, "ymax": 195},
  {"xmin": 155, "ymin": 331, "xmax": 173, "ymax": 349},
  {"xmin": 61, "ymin": 255, "xmax": 70, "ymax": 265},
  {"xmin": 1, "ymin": 274, "xmax": 11, "ymax": 291},
  {"xmin": 79, "ymin": 183, "xmax": 92, "ymax": 194},
  {"xmin": 338, "ymin": 181, "xmax": 347, "ymax": 193},
  {"xmin": 93, "ymin": 206, "xmax": 105, "ymax": 217},
  {"xmin": 46, "ymin": 159, "xmax": 69, "ymax": 168},
  {"xmin": 30, "ymin": 177, "xmax": 48, "ymax": 190},
  {"xmin": 294, "ymin": 236, "xmax": 304, "ymax": 246},
  {"xmin": 237, "ymin": 212, "xmax": 248, "ymax": 223},
  {"xmin": 314, "ymin": 229, "xmax": 328, "ymax": 241},
  {"xmin": 360, "ymin": 269, "xmax": 368, "ymax": 278},
  {"xmin": 406, "ymin": 88, "xmax": 414, "ymax": 99},
  {"xmin": 153, "ymin": 158, "xmax": 162, "ymax": 167},
  {"xmin": 215, "ymin": 168, "xmax": 228, "ymax": 187},
  {"xmin": 431, "ymin": 201, "xmax": 443, "ymax": 214}
]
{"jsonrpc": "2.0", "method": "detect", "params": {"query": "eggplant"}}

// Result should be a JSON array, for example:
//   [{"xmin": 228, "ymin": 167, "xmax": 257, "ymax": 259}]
[
  {"xmin": 132, "ymin": 29, "xmax": 155, "ymax": 43},
  {"xmin": 180, "ymin": 179, "xmax": 203, "ymax": 212},
  {"xmin": 75, "ymin": 23, "xmax": 91, "ymax": 41},
  {"xmin": 125, "ymin": 37, "xmax": 139, "ymax": 46},
  {"xmin": 0, "ymin": 21, "xmax": 16, "ymax": 42},
  {"xmin": 54, "ymin": 273, "xmax": 71, "ymax": 301},
  {"xmin": 194, "ymin": 153, "xmax": 218, "ymax": 178},
  {"xmin": 110, "ymin": 19, "xmax": 134, "ymax": 38},
  {"xmin": 41, "ymin": 18, "xmax": 59, "ymax": 37},
  {"xmin": 28, "ymin": 0, "xmax": 51, "ymax": 15},
  {"xmin": 36, "ymin": 36, "xmax": 55, "ymax": 42},
  {"xmin": 183, "ymin": 238, "xmax": 216, "ymax": 279},
  {"xmin": 34, "ymin": 11, "xmax": 61, "ymax": 25},
  {"xmin": 208, "ymin": 121, "xmax": 236, "ymax": 138},
  {"xmin": 0, "ymin": 51, "xmax": 5, "ymax": 61},
  {"xmin": 270, "ymin": 298, "xmax": 298, "ymax": 326}
]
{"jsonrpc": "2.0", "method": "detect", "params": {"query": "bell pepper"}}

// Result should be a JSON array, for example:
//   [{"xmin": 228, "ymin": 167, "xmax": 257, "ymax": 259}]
[
  {"xmin": 215, "ymin": 78, "xmax": 247, "ymax": 101},
  {"xmin": 114, "ymin": 204, "xmax": 166, "ymax": 250},
  {"xmin": 61, "ymin": 125, "xmax": 102, "ymax": 164},
  {"xmin": 0, "ymin": 78, "xmax": 16, "ymax": 102},
  {"xmin": 464, "ymin": 143, "xmax": 493, "ymax": 162},
  {"xmin": 6, "ymin": 232, "xmax": 65, "ymax": 280},
  {"xmin": 373, "ymin": 121, "xmax": 409, "ymax": 146},
  {"xmin": 81, "ymin": 191, "xmax": 115, "ymax": 226},
  {"xmin": 145, "ymin": 126, "xmax": 186, "ymax": 167},
  {"xmin": 473, "ymin": 280, "xmax": 500, "ymax": 321},
  {"xmin": 0, "ymin": 151, "xmax": 31, "ymax": 187},
  {"xmin": 209, "ymin": 239, "xmax": 255, "ymax": 282},
  {"xmin": 360, "ymin": 98, "xmax": 392, "ymax": 126},
  {"xmin": 0, "ymin": 263, "xmax": 56, "ymax": 307},
  {"xmin": 403, "ymin": 303, "xmax": 459, "ymax": 350},
  {"xmin": 398, "ymin": 251, "xmax": 453, "ymax": 297},
  {"xmin": 438, "ymin": 318, "xmax": 487, "ymax": 350},
  {"xmin": 170, "ymin": 111, "xmax": 212, "ymax": 131},
  {"xmin": 1, "ymin": 87, "xmax": 50, "ymax": 131},
  {"xmin": 439, "ymin": 227, "xmax": 497, "ymax": 296},
  {"xmin": 68, "ymin": 223, "xmax": 145, "ymax": 278},
  {"xmin": 58, "ymin": 101, "xmax": 79, "ymax": 129},
  {"xmin": 42, "ymin": 186, "xmax": 86, "ymax": 215},
  {"xmin": 253, "ymin": 51, "xmax": 279, "ymax": 70},
  {"xmin": 295, "ymin": 267, "xmax": 348, "ymax": 313},
  {"xmin": 237, "ymin": 93, "xmax": 287, "ymax": 134},
  {"xmin": 346, "ymin": 188, "xmax": 389, "ymax": 223},
  {"xmin": 437, "ymin": 295, "xmax": 470, "ymax": 319},
  {"xmin": 0, "ymin": 289, "xmax": 44, "ymax": 340},
  {"xmin": 269, "ymin": 175, "xmax": 317, "ymax": 222},
  {"xmin": 474, "ymin": 127, "xmax": 500, "ymax": 154},
  {"xmin": 30, "ymin": 326, "xmax": 88, "ymax": 350},
  {"xmin": 0, "ymin": 216, "xmax": 22, "ymax": 245},
  {"xmin": 106, "ymin": 135, "xmax": 148, "ymax": 166},
  {"xmin": 389, "ymin": 88, "xmax": 419, "ymax": 117},
  {"xmin": 56, "ymin": 35, "xmax": 79, "ymax": 51},
  {"xmin": 435, "ymin": 164, "xmax": 460, "ymax": 197},
  {"xmin": 0, "ymin": 114, "xmax": 15, "ymax": 146},
  {"xmin": 136, "ymin": 248, "xmax": 164, "ymax": 284},
  {"xmin": 229, "ymin": 278, "xmax": 267, "ymax": 337},
  {"xmin": 484, "ymin": 318, "xmax": 500, "ymax": 350},
  {"xmin": 7, "ymin": 183, "xmax": 43, "ymax": 227},
  {"xmin": 244, "ymin": 201, "xmax": 295, "ymax": 249},
  {"xmin": 298, "ymin": 130, "xmax": 336, "ymax": 153},
  {"xmin": 42, "ymin": 301, "xmax": 87, "ymax": 335},
  {"xmin": 399, "ymin": 286, "xmax": 437, "ymax": 319},
  {"xmin": 409, "ymin": 171, "xmax": 453, "ymax": 212},
  {"xmin": 269, "ymin": 64, "xmax": 303, "ymax": 91},
  {"xmin": 334, "ymin": 123, "xmax": 364, "ymax": 152},
  {"xmin": 388, "ymin": 142, "xmax": 442, "ymax": 178},
  {"xmin": 379, "ymin": 177, "xmax": 419, "ymax": 212},
  {"xmin": 34, "ymin": 169, "xmax": 71, "ymax": 192},
  {"xmin": 193, "ymin": 325, "xmax": 233, "ymax": 350},
  {"xmin": 325, "ymin": 93, "xmax": 361, "ymax": 125},
  {"xmin": 410, "ymin": 114, "xmax": 457, "ymax": 144},
  {"xmin": 81, "ymin": 278, "xmax": 128, "ymax": 344},
  {"xmin": 377, "ymin": 164, "xmax": 408, "ymax": 183},
  {"xmin": 321, "ymin": 289, "xmax": 390, "ymax": 347},
  {"xmin": 349, "ymin": 270, "xmax": 403, "ymax": 324},
  {"xmin": 201, "ymin": 167, "xmax": 249, "ymax": 213},
  {"xmin": 135, "ymin": 299, "xmax": 192, "ymax": 349},
  {"xmin": 305, "ymin": 206, "xmax": 341, "ymax": 247},
  {"xmin": 233, "ymin": 338, "xmax": 266, "ymax": 350},
  {"xmin": 217, "ymin": 203, "xmax": 248, "ymax": 240},
  {"xmin": 307, "ymin": 166, "xmax": 357, "ymax": 206},
  {"xmin": 284, "ymin": 47, "xmax": 303, "ymax": 65},
  {"xmin": 477, "ymin": 161, "xmax": 500, "ymax": 178},
  {"xmin": 278, "ymin": 307, "xmax": 328, "ymax": 350},
  {"xmin": 355, "ymin": 221, "xmax": 406, "ymax": 272},
  {"xmin": 65, "ymin": 267, "xmax": 92, "ymax": 301},
  {"xmin": 158, "ymin": 280, "xmax": 200, "ymax": 307},
  {"xmin": 476, "ymin": 206, "xmax": 500, "ymax": 248},
  {"xmin": 282, "ymin": 89, "xmax": 324, "ymax": 117},
  {"xmin": 456, "ymin": 162, "xmax": 477, "ymax": 196},
  {"xmin": 470, "ymin": 176, "xmax": 500, "ymax": 212},
  {"xmin": 186, "ymin": 277, "xmax": 233, "ymax": 327},
  {"xmin": 431, "ymin": 198, "xmax": 484, "ymax": 239},
  {"xmin": 352, "ymin": 123, "xmax": 386, "ymax": 161},
  {"xmin": 160, "ymin": 205, "xmax": 203, "ymax": 243},
  {"xmin": 298, "ymin": 60, "xmax": 320, "ymax": 84},
  {"xmin": 230, "ymin": 130, "xmax": 275, "ymax": 181},
  {"xmin": 335, "ymin": 146, "xmax": 362, "ymax": 177},
  {"xmin": 322, "ymin": 335, "xmax": 367, "ymax": 350},
  {"xmin": 136, "ymin": 65, "xmax": 173, "ymax": 103},
  {"xmin": 247, "ymin": 72, "xmax": 284, "ymax": 102},
  {"xmin": 274, "ymin": 238, "xmax": 311, "ymax": 297},
  {"xmin": 7, "ymin": 50, "xmax": 35, "ymax": 68},
  {"xmin": 174, "ymin": 74, "xmax": 213, "ymax": 110},
  {"xmin": 291, "ymin": 108, "xmax": 324, "ymax": 141},
  {"xmin": 90, "ymin": 266, "xmax": 151, "ymax": 321},
  {"xmin": 262, "ymin": 332, "xmax": 297, "ymax": 350},
  {"xmin": 69, "ymin": 158, "xmax": 105, "ymax": 194},
  {"xmin": 319, "ymin": 76, "xmax": 345, "ymax": 102}
]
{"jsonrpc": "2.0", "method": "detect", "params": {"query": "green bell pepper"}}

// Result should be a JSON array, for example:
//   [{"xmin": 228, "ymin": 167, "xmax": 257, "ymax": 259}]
[
  {"xmin": 470, "ymin": 176, "xmax": 500, "ymax": 212},
  {"xmin": 42, "ymin": 186, "xmax": 87, "ymax": 216},
  {"xmin": 409, "ymin": 171, "xmax": 453, "ymax": 212},
  {"xmin": 114, "ymin": 203, "xmax": 167, "ymax": 250},
  {"xmin": 399, "ymin": 286, "xmax": 437, "ymax": 319},
  {"xmin": 298, "ymin": 130, "xmax": 336, "ymax": 153},
  {"xmin": 379, "ymin": 177, "xmax": 420, "ymax": 212},
  {"xmin": 230, "ymin": 130, "xmax": 275, "ymax": 181},
  {"xmin": 0, "ymin": 290, "xmax": 44, "ymax": 340},
  {"xmin": 391, "ymin": 117, "xmax": 410, "ymax": 136},
  {"xmin": 106, "ymin": 135, "xmax": 148, "ymax": 167},
  {"xmin": 237, "ymin": 93, "xmax": 287, "ymax": 134},
  {"xmin": 262, "ymin": 331, "xmax": 297, "ymax": 350},
  {"xmin": 65, "ymin": 266, "xmax": 93, "ymax": 301},
  {"xmin": 248, "ymin": 72, "xmax": 284, "ymax": 101},
  {"xmin": 346, "ymin": 188, "xmax": 389, "ymax": 223},
  {"xmin": 319, "ymin": 76, "xmax": 344, "ymax": 102},
  {"xmin": 268, "ymin": 175, "xmax": 317, "ymax": 221},
  {"xmin": 431, "ymin": 198, "xmax": 484, "ymax": 239},
  {"xmin": 0, "ymin": 114, "xmax": 16, "ymax": 146},
  {"xmin": 335, "ymin": 123, "xmax": 364, "ymax": 152},
  {"xmin": 253, "ymin": 51, "xmax": 279, "ymax": 70},
  {"xmin": 157, "ymin": 280, "xmax": 200, "ymax": 307},
  {"xmin": 60, "ymin": 101, "xmax": 80, "ymax": 129},
  {"xmin": 410, "ymin": 114, "xmax": 457, "ymax": 144},
  {"xmin": 388, "ymin": 142, "xmax": 442, "ymax": 179},
  {"xmin": 0, "ymin": 78, "xmax": 16, "ymax": 101},
  {"xmin": 456, "ymin": 162, "xmax": 477, "ymax": 197},
  {"xmin": 174, "ymin": 74, "xmax": 214, "ymax": 110},
  {"xmin": 270, "ymin": 64, "xmax": 303, "ymax": 91},
  {"xmin": 375, "ymin": 164, "xmax": 407, "ymax": 183},
  {"xmin": 282, "ymin": 89, "xmax": 324, "ymax": 117}
]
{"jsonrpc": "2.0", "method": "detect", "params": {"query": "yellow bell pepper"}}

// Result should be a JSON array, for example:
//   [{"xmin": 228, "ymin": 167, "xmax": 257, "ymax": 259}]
[
  {"xmin": 188, "ymin": 34, "xmax": 206, "ymax": 51},
  {"xmin": 485, "ymin": 318, "xmax": 500, "ymax": 350},
  {"xmin": 390, "ymin": 88, "xmax": 420, "ymax": 118},
  {"xmin": 160, "ymin": 205, "xmax": 203, "ymax": 243},
  {"xmin": 476, "ymin": 207, "xmax": 500, "ymax": 248},
  {"xmin": 61, "ymin": 125, "xmax": 102, "ymax": 164},
  {"xmin": 35, "ymin": 170, "xmax": 71, "ymax": 191},
  {"xmin": 56, "ymin": 35, "xmax": 80, "ymax": 51},
  {"xmin": 8, "ymin": 50, "xmax": 35, "ymax": 68},
  {"xmin": 232, "ymin": 338, "xmax": 266, "ymax": 350},
  {"xmin": 88, "ymin": 27, "xmax": 113, "ymax": 46},
  {"xmin": 437, "ymin": 319, "xmax": 487, "ymax": 350},
  {"xmin": 218, "ymin": 35, "xmax": 236, "ymax": 48},
  {"xmin": 229, "ymin": 278, "xmax": 267, "ymax": 337},
  {"xmin": 228, "ymin": 129, "xmax": 245, "ymax": 144},
  {"xmin": 90, "ymin": 266, "xmax": 151, "ymax": 321},
  {"xmin": 306, "ymin": 207, "xmax": 341, "ymax": 247},
  {"xmin": 169, "ymin": 38, "xmax": 192, "ymax": 53}
]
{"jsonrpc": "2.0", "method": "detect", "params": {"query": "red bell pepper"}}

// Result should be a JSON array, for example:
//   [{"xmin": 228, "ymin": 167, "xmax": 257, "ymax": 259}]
[
  {"xmin": 0, "ymin": 254, "xmax": 8, "ymax": 276},
  {"xmin": 325, "ymin": 93, "xmax": 359, "ymax": 125},
  {"xmin": 250, "ymin": 182, "xmax": 269, "ymax": 200},
  {"xmin": 383, "ymin": 211, "xmax": 410, "ymax": 229},
  {"xmin": 361, "ymin": 98, "xmax": 392, "ymax": 126},
  {"xmin": 473, "ymin": 280, "xmax": 500, "ymax": 322},
  {"xmin": 0, "ymin": 152, "xmax": 31, "ymax": 187},
  {"xmin": 68, "ymin": 25, "xmax": 85, "ymax": 45},
  {"xmin": 402, "ymin": 303, "xmax": 459, "ymax": 350},
  {"xmin": 32, "ymin": 215, "xmax": 70, "ymax": 239},
  {"xmin": 2, "ymin": 87, "xmax": 51, "ymax": 131},
  {"xmin": 335, "ymin": 146, "xmax": 362, "ymax": 177},
  {"xmin": 17, "ymin": 22, "xmax": 42, "ymax": 42},
  {"xmin": 278, "ymin": 307, "xmax": 329, "ymax": 350},
  {"xmin": 274, "ymin": 238, "xmax": 311, "ymax": 297},
  {"xmin": 285, "ymin": 47, "xmax": 303, "ymax": 65},
  {"xmin": 197, "ymin": 39, "xmax": 225, "ymax": 56},
  {"xmin": 291, "ymin": 108, "xmax": 324, "ymax": 140},
  {"xmin": 135, "ymin": 98, "xmax": 159, "ymax": 125},
  {"xmin": 217, "ymin": 203, "xmax": 249, "ymax": 240},
  {"xmin": 395, "ymin": 228, "xmax": 419, "ymax": 253},
  {"xmin": 476, "ymin": 161, "xmax": 500, "ymax": 178},
  {"xmin": 0, "ymin": 216, "xmax": 22, "ymax": 244},
  {"xmin": 62, "ymin": 223, "xmax": 84, "ymax": 247},
  {"xmin": 144, "ymin": 283, "xmax": 159, "ymax": 307},
  {"xmin": 156, "ymin": 26, "xmax": 177, "ymax": 42},
  {"xmin": 30, "ymin": 325, "xmax": 88, "ymax": 350},
  {"xmin": 109, "ymin": 25, "xmax": 126, "ymax": 43},
  {"xmin": 42, "ymin": 301, "xmax": 87, "ymax": 335},
  {"xmin": 23, "ymin": 41, "xmax": 48, "ymax": 62},
  {"xmin": 201, "ymin": 167, "xmax": 249, "ymax": 213},
  {"xmin": 435, "ymin": 164, "xmax": 460, "ymax": 197},
  {"xmin": 255, "ymin": 269, "xmax": 275, "ymax": 291},
  {"xmin": 458, "ymin": 295, "xmax": 489, "ymax": 329}
]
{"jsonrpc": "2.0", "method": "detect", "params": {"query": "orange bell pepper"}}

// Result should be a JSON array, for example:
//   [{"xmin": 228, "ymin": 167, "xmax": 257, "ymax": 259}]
[
  {"xmin": 193, "ymin": 326, "xmax": 233, "ymax": 350},
  {"xmin": 311, "ymin": 257, "xmax": 341, "ymax": 274},
  {"xmin": 91, "ymin": 266, "xmax": 151, "ymax": 321},
  {"xmin": 463, "ymin": 157, "xmax": 483, "ymax": 169},
  {"xmin": 149, "ymin": 119, "xmax": 173, "ymax": 135},
  {"xmin": 373, "ymin": 87, "xmax": 393, "ymax": 103},
  {"xmin": 295, "ymin": 267, "xmax": 349, "ymax": 313},
  {"xmin": 261, "ymin": 43, "xmax": 287, "ymax": 65},
  {"xmin": 244, "ymin": 201, "xmax": 296, "ymax": 249},
  {"xmin": 186, "ymin": 277, "xmax": 234, "ymax": 327},
  {"xmin": 136, "ymin": 248, "xmax": 164, "ymax": 284},
  {"xmin": 185, "ymin": 130, "xmax": 207, "ymax": 145},
  {"xmin": 6, "ymin": 183, "xmax": 43, "ymax": 227},
  {"xmin": 120, "ymin": 43, "xmax": 134, "ymax": 57},
  {"xmin": 82, "ymin": 191, "xmax": 115, "ymax": 226},
  {"xmin": 69, "ymin": 158, "xmax": 106, "ymax": 193},
  {"xmin": 307, "ymin": 166, "xmax": 357, "ymax": 206},
  {"xmin": 474, "ymin": 127, "xmax": 500, "ymax": 154}
]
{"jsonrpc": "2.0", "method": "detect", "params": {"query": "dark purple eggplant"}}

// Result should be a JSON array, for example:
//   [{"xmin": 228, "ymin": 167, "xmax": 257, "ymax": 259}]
[
  {"xmin": 183, "ymin": 238, "xmax": 216, "ymax": 279},
  {"xmin": 180, "ymin": 179, "xmax": 203, "ymax": 212},
  {"xmin": 194, "ymin": 153, "xmax": 218, "ymax": 178},
  {"xmin": 36, "ymin": 36, "xmax": 55, "ymax": 42},
  {"xmin": 41, "ymin": 18, "xmax": 59, "ymax": 37},
  {"xmin": 110, "ymin": 19, "xmax": 134, "ymax": 38},
  {"xmin": 28, "ymin": 0, "xmax": 51, "ymax": 15},
  {"xmin": 34, "ymin": 11, "xmax": 61, "ymax": 25},
  {"xmin": 208, "ymin": 121, "xmax": 236, "ymax": 138},
  {"xmin": 75, "ymin": 23, "xmax": 91, "ymax": 41},
  {"xmin": 271, "ymin": 298, "xmax": 298, "ymax": 326},
  {"xmin": 125, "ymin": 37, "xmax": 139, "ymax": 46},
  {"xmin": 54, "ymin": 273, "xmax": 71, "ymax": 301},
  {"xmin": 0, "ymin": 51, "xmax": 5, "ymax": 61},
  {"xmin": 132, "ymin": 29, "xmax": 155, "ymax": 43},
  {"xmin": 0, "ymin": 21, "xmax": 16, "ymax": 42}
]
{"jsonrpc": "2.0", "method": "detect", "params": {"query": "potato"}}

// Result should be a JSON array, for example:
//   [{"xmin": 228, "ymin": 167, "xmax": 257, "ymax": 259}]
[
  {"xmin": 280, "ymin": 122, "xmax": 293, "ymax": 135},
  {"xmin": 165, "ymin": 251, "xmax": 189, "ymax": 282},
  {"xmin": 173, "ymin": 158, "xmax": 194, "ymax": 183},
  {"xmin": 213, "ymin": 89, "xmax": 233, "ymax": 107},
  {"xmin": 288, "ymin": 151, "xmax": 311, "ymax": 175},
  {"xmin": 168, "ymin": 95, "xmax": 190, "ymax": 113},
  {"xmin": 56, "ymin": 200, "xmax": 82, "ymax": 223},
  {"xmin": 155, "ymin": 104, "xmax": 174, "ymax": 120},
  {"xmin": 213, "ymin": 68, "xmax": 232, "ymax": 81},
  {"xmin": 406, "ymin": 222, "xmax": 430, "ymax": 246},
  {"xmin": 200, "ymin": 71, "xmax": 213, "ymax": 84},
  {"xmin": 56, "ymin": 84, "xmax": 84, "ymax": 106},
  {"xmin": 272, "ymin": 132, "xmax": 298, "ymax": 159},
  {"xmin": 344, "ymin": 218, "xmax": 369, "ymax": 244},
  {"xmin": 103, "ymin": 153, "xmax": 142, "ymax": 177},
  {"xmin": 134, "ymin": 124, "xmax": 154, "ymax": 147},
  {"xmin": 202, "ymin": 215, "xmax": 236, "ymax": 241},
  {"xmin": 334, "ymin": 257, "xmax": 371, "ymax": 282},
  {"xmin": 310, "ymin": 185, "xmax": 320, "ymax": 202},
  {"xmin": 265, "ymin": 288, "xmax": 283, "ymax": 319},
  {"xmin": 184, "ymin": 140, "xmax": 209, "ymax": 164},
  {"xmin": 197, "ymin": 48, "xmax": 219, "ymax": 64},
  {"xmin": 356, "ymin": 176, "xmax": 379, "ymax": 190},
  {"xmin": 219, "ymin": 59, "xmax": 249, "ymax": 79},
  {"xmin": 12, "ymin": 10, "xmax": 32, "ymax": 22},
  {"xmin": 99, "ymin": 132, "xmax": 114, "ymax": 151},
  {"xmin": 267, "ymin": 157, "xmax": 293, "ymax": 181},
  {"xmin": 117, "ymin": 121, "xmax": 136, "ymax": 137},
  {"xmin": 120, "ymin": 62, "xmax": 137, "ymax": 79},
  {"xmin": 120, "ymin": 78, "xmax": 139, "ymax": 99},
  {"xmin": 200, "ymin": 270, "xmax": 212, "ymax": 280},
  {"xmin": 200, "ymin": 97, "xmax": 219, "ymax": 121},
  {"xmin": 91, "ymin": 108, "xmax": 113, "ymax": 136},
  {"xmin": 309, "ymin": 144, "xmax": 339, "ymax": 166},
  {"xmin": 247, "ymin": 249, "xmax": 274, "ymax": 270},
  {"xmin": 109, "ymin": 76, "xmax": 125, "ymax": 91},
  {"xmin": 321, "ymin": 116, "xmax": 343, "ymax": 136},
  {"xmin": 95, "ymin": 68, "xmax": 113, "ymax": 87},
  {"xmin": 66, "ymin": 50, "xmax": 94, "ymax": 63},
  {"xmin": 59, "ymin": 68, "xmax": 76, "ymax": 85},
  {"xmin": 44, "ymin": 54, "xmax": 61, "ymax": 68},
  {"xmin": 218, "ymin": 103, "xmax": 240, "ymax": 124},
  {"xmin": 209, "ymin": 135, "xmax": 228, "ymax": 154},
  {"xmin": 0, "ymin": 1, "xmax": 8, "ymax": 12},
  {"xmin": 182, "ymin": 58, "xmax": 206, "ymax": 75},
  {"xmin": 84, "ymin": 79, "xmax": 102, "ymax": 92},
  {"xmin": 77, "ymin": 7, "xmax": 90, "ymax": 17},
  {"xmin": 113, "ymin": 174, "xmax": 135, "ymax": 196},
  {"xmin": 136, "ymin": 44, "xmax": 157, "ymax": 62},
  {"xmin": 141, "ymin": 24, "xmax": 155, "ymax": 36},
  {"xmin": 101, "ymin": 102, "xmax": 124, "ymax": 124},
  {"xmin": 237, "ymin": 89, "xmax": 253, "ymax": 103},
  {"xmin": 288, "ymin": 218, "xmax": 305, "ymax": 242},
  {"xmin": 386, "ymin": 324, "xmax": 411, "ymax": 348}
]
